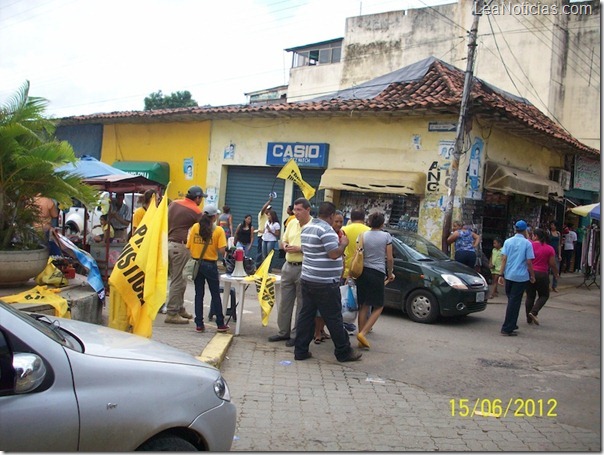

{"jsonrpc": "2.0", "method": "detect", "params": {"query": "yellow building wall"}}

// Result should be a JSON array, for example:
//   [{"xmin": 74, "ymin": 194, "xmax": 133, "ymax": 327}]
[
  {"xmin": 209, "ymin": 115, "xmax": 460, "ymax": 244},
  {"xmin": 101, "ymin": 122, "xmax": 211, "ymax": 200},
  {"xmin": 208, "ymin": 115, "xmax": 562, "ymax": 246}
]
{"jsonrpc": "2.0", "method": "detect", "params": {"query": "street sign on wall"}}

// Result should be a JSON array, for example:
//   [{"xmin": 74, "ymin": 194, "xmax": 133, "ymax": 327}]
[{"xmin": 266, "ymin": 142, "xmax": 329, "ymax": 167}]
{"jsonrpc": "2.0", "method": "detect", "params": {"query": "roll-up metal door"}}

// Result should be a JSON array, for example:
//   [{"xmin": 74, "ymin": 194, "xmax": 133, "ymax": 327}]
[{"xmin": 224, "ymin": 166, "xmax": 286, "ymax": 269}]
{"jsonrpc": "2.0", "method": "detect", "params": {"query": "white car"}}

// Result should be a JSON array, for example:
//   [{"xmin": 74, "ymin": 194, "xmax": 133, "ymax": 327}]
[{"xmin": 0, "ymin": 301, "xmax": 236, "ymax": 451}]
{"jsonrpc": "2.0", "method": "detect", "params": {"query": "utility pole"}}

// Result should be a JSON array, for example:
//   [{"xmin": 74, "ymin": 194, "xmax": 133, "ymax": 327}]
[{"xmin": 441, "ymin": 0, "xmax": 484, "ymax": 252}]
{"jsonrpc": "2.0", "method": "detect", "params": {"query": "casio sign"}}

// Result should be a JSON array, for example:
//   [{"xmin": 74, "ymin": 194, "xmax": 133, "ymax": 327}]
[
  {"xmin": 272, "ymin": 143, "xmax": 320, "ymax": 159},
  {"xmin": 266, "ymin": 142, "xmax": 328, "ymax": 168}
]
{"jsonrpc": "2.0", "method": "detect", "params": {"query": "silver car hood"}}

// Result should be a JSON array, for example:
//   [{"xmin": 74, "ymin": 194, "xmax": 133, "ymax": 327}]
[{"xmin": 55, "ymin": 317, "xmax": 212, "ymax": 368}]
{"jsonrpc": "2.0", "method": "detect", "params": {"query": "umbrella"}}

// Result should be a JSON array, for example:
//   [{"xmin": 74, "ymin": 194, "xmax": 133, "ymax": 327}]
[
  {"xmin": 55, "ymin": 155, "xmax": 129, "ymax": 178},
  {"xmin": 570, "ymin": 202, "xmax": 600, "ymax": 220}
]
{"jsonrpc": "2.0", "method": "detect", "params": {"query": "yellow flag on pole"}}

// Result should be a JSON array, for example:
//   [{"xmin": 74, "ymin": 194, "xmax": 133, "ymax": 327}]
[
  {"xmin": 132, "ymin": 191, "xmax": 169, "ymax": 337},
  {"xmin": 244, "ymin": 249, "xmax": 276, "ymax": 326},
  {"xmin": 277, "ymin": 159, "xmax": 316, "ymax": 200}
]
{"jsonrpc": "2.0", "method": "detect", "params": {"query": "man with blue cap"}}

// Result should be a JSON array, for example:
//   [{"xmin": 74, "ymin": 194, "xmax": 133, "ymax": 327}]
[{"xmin": 498, "ymin": 220, "xmax": 536, "ymax": 336}]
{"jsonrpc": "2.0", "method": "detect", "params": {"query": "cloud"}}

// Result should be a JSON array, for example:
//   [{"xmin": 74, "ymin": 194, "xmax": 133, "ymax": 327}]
[{"xmin": 0, "ymin": 0, "xmax": 448, "ymax": 117}]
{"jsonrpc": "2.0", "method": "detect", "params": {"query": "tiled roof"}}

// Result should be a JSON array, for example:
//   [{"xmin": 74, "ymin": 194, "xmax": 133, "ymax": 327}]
[{"xmin": 59, "ymin": 58, "xmax": 598, "ymax": 157}]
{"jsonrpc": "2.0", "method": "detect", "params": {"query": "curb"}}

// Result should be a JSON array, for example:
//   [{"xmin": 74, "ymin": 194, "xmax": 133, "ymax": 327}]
[{"xmin": 197, "ymin": 333, "xmax": 233, "ymax": 368}]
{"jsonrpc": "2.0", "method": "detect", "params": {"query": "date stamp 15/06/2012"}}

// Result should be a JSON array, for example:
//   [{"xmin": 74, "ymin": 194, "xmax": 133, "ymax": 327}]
[{"xmin": 450, "ymin": 398, "xmax": 558, "ymax": 418}]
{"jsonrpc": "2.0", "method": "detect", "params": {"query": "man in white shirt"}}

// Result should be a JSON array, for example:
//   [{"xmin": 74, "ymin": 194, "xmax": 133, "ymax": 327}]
[{"xmin": 561, "ymin": 224, "xmax": 577, "ymax": 273}]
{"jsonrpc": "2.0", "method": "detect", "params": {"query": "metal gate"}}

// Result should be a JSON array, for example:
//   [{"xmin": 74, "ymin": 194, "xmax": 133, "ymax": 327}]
[{"xmin": 224, "ymin": 166, "xmax": 285, "ymax": 268}]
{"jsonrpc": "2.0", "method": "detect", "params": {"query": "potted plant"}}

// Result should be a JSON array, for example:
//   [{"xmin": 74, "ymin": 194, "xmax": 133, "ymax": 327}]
[{"xmin": 0, "ymin": 81, "xmax": 97, "ymax": 286}]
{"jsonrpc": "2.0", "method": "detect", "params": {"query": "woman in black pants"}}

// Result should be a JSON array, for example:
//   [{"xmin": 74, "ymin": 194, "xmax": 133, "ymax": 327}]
[{"xmin": 525, "ymin": 228, "xmax": 560, "ymax": 326}]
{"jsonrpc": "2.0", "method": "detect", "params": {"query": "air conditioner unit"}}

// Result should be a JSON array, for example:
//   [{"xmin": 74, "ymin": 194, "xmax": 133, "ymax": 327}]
[{"xmin": 549, "ymin": 168, "xmax": 571, "ymax": 191}]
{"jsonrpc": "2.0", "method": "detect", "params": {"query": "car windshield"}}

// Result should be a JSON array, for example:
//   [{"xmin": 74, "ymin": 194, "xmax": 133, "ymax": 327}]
[{"xmin": 388, "ymin": 230, "xmax": 450, "ymax": 261}]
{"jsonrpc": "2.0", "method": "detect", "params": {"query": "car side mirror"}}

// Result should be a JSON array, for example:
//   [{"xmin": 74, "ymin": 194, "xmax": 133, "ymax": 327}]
[{"xmin": 13, "ymin": 353, "xmax": 47, "ymax": 394}]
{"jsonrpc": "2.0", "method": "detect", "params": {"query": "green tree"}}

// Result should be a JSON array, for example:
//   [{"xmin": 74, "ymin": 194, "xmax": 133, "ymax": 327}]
[
  {"xmin": 0, "ymin": 81, "xmax": 97, "ymax": 250},
  {"xmin": 144, "ymin": 90, "xmax": 198, "ymax": 110}
]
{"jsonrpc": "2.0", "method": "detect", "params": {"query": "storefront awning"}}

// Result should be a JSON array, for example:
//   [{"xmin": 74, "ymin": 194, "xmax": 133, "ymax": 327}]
[
  {"xmin": 112, "ymin": 161, "xmax": 170, "ymax": 186},
  {"xmin": 319, "ymin": 169, "xmax": 425, "ymax": 195},
  {"xmin": 484, "ymin": 161, "xmax": 563, "ymax": 201}
]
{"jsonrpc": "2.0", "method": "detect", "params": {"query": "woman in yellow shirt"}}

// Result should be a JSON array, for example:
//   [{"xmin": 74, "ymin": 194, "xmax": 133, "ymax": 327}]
[{"xmin": 187, "ymin": 205, "xmax": 228, "ymax": 333}]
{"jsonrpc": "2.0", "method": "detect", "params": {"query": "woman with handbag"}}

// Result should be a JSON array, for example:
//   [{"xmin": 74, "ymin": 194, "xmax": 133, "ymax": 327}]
[
  {"xmin": 355, "ymin": 211, "xmax": 395, "ymax": 350},
  {"xmin": 187, "ymin": 205, "xmax": 229, "ymax": 333}
]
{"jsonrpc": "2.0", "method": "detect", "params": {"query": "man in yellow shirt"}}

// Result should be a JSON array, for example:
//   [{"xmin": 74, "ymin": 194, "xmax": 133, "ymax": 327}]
[
  {"xmin": 341, "ymin": 208, "xmax": 370, "ymax": 278},
  {"xmin": 268, "ymin": 197, "xmax": 312, "ymax": 345}
]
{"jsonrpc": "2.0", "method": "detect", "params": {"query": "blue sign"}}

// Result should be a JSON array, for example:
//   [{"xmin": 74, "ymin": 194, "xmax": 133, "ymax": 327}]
[{"xmin": 266, "ymin": 142, "xmax": 329, "ymax": 168}]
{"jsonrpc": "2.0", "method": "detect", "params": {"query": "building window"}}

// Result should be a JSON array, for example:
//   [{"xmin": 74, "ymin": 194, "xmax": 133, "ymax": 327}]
[{"xmin": 292, "ymin": 44, "xmax": 342, "ymax": 68}]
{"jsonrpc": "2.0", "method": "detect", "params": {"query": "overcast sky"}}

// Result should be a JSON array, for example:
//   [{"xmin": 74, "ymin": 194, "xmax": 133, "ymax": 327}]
[{"xmin": 0, "ymin": 0, "xmax": 451, "ymax": 118}]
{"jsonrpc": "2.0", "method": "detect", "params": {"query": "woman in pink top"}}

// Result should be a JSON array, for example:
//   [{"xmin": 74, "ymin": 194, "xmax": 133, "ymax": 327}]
[{"xmin": 525, "ymin": 228, "xmax": 559, "ymax": 326}]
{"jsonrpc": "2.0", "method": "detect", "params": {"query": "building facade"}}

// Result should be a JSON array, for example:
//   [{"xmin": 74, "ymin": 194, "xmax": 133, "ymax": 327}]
[
  {"xmin": 59, "ymin": 58, "xmax": 598, "ymax": 261},
  {"xmin": 286, "ymin": 0, "xmax": 600, "ymax": 152}
]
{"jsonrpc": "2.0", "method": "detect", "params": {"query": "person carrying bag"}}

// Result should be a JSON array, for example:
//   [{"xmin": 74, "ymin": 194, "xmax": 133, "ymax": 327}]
[
  {"xmin": 187, "ymin": 205, "xmax": 229, "ymax": 334},
  {"xmin": 349, "ymin": 232, "xmax": 366, "ymax": 279}
]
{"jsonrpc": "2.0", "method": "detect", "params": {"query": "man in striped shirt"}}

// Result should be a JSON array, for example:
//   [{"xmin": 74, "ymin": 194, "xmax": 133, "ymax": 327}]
[{"xmin": 294, "ymin": 201, "xmax": 362, "ymax": 363}]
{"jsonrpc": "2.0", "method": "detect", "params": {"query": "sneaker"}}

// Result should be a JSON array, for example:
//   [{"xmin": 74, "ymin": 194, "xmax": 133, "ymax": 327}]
[
  {"xmin": 343, "ymin": 322, "xmax": 357, "ymax": 332},
  {"xmin": 528, "ymin": 313, "xmax": 539, "ymax": 326},
  {"xmin": 178, "ymin": 309, "xmax": 193, "ymax": 320},
  {"xmin": 195, "ymin": 325, "xmax": 205, "ymax": 333},
  {"xmin": 160, "ymin": 304, "xmax": 168, "ymax": 314},
  {"xmin": 165, "ymin": 314, "xmax": 190, "ymax": 324},
  {"xmin": 216, "ymin": 325, "xmax": 230, "ymax": 333}
]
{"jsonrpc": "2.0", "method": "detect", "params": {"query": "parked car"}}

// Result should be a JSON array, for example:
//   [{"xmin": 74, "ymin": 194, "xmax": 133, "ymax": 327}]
[
  {"xmin": 0, "ymin": 301, "xmax": 236, "ymax": 451},
  {"xmin": 384, "ymin": 228, "xmax": 488, "ymax": 323}
]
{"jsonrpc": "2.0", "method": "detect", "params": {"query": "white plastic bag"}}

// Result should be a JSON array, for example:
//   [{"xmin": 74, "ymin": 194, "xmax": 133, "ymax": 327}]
[{"xmin": 341, "ymin": 282, "xmax": 358, "ymax": 323}]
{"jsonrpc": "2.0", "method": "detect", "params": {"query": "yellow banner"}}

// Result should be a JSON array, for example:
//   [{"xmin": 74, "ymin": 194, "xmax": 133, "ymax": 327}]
[
  {"xmin": 276, "ymin": 159, "xmax": 316, "ymax": 201},
  {"xmin": 109, "ymin": 186, "xmax": 169, "ymax": 338},
  {"xmin": 3, "ymin": 285, "xmax": 70, "ymax": 318},
  {"xmin": 245, "ymin": 249, "xmax": 275, "ymax": 326},
  {"xmin": 133, "ymin": 191, "xmax": 169, "ymax": 337}
]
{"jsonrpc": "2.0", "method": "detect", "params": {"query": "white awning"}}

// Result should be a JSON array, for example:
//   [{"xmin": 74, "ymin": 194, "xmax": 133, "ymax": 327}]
[
  {"xmin": 319, "ymin": 168, "xmax": 426, "ymax": 195},
  {"xmin": 484, "ymin": 161, "xmax": 563, "ymax": 201}
]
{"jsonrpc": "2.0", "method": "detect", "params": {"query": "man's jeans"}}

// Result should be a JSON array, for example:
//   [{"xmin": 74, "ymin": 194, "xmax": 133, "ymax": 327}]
[
  {"xmin": 501, "ymin": 279, "xmax": 528, "ymax": 333},
  {"xmin": 294, "ymin": 279, "xmax": 353, "ymax": 361}
]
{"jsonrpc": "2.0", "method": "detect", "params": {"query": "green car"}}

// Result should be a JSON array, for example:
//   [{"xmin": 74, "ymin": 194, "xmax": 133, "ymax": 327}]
[{"xmin": 385, "ymin": 229, "xmax": 489, "ymax": 324}]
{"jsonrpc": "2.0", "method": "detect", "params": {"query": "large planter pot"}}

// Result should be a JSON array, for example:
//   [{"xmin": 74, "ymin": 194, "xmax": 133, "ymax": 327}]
[{"xmin": 0, "ymin": 247, "xmax": 49, "ymax": 287}]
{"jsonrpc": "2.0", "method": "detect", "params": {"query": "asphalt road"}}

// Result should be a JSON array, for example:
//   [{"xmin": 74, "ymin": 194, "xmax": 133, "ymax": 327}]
[{"xmin": 340, "ymin": 289, "xmax": 601, "ymax": 434}]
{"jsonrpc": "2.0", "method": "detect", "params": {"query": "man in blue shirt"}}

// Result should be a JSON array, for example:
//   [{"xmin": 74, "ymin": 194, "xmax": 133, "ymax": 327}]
[
  {"xmin": 498, "ymin": 220, "xmax": 536, "ymax": 335},
  {"xmin": 294, "ymin": 201, "xmax": 362, "ymax": 362}
]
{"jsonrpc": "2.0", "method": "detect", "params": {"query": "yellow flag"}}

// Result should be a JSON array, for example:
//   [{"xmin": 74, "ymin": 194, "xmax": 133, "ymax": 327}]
[
  {"xmin": 4, "ymin": 285, "xmax": 71, "ymax": 319},
  {"xmin": 133, "ymin": 190, "xmax": 169, "ymax": 337},
  {"xmin": 108, "ymin": 187, "xmax": 167, "ymax": 337},
  {"xmin": 244, "ymin": 250, "xmax": 276, "ymax": 326},
  {"xmin": 277, "ymin": 159, "xmax": 316, "ymax": 200}
]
